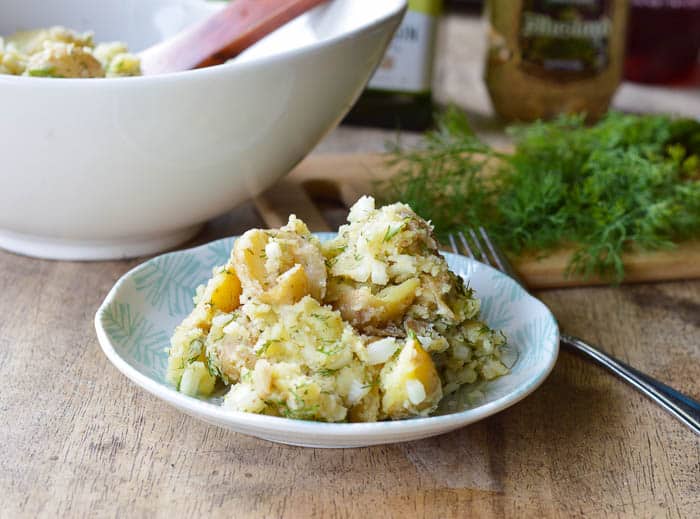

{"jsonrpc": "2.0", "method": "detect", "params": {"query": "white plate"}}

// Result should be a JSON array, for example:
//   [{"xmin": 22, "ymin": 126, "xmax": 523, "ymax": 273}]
[{"xmin": 95, "ymin": 234, "xmax": 559, "ymax": 448}]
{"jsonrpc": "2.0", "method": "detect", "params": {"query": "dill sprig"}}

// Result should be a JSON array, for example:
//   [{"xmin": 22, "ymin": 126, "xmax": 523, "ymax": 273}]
[{"xmin": 376, "ymin": 108, "xmax": 700, "ymax": 282}]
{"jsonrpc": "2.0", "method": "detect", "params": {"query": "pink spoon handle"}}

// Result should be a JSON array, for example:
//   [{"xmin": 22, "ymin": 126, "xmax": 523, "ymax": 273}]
[{"xmin": 140, "ymin": 0, "xmax": 329, "ymax": 75}]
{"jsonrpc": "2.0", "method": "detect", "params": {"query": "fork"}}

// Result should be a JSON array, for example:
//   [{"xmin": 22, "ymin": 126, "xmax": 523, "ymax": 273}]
[{"xmin": 449, "ymin": 228, "xmax": 700, "ymax": 436}]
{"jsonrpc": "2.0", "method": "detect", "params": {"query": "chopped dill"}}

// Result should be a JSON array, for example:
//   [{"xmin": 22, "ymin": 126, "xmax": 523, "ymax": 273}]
[
  {"xmin": 256, "ymin": 339, "xmax": 280, "ymax": 356},
  {"xmin": 362, "ymin": 376, "xmax": 381, "ymax": 390},
  {"xmin": 206, "ymin": 350, "xmax": 224, "ymax": 381},
  {"xmin": 27, "ymin": 67, "xmax": 63, "ymax": 78},
  {"xmin": 280, "ymin": 386, "xmax": 320, "ymax": 420},
  {"xmin": 187, "ymin": 339, "xmax": 204, "ymax": 363},
  {"xmin": 384, "ymin": 217, "xmax": 412, "ymax": 242},
  {"xmin": 383, "ymin": 224, "xmax": 403, "ymax": 242},
  {"xmin": 316, "ymin": 368, "xmax": 340, "ymax": 377},
  {"xmin": 316, "ymin": 341, "xmax": 342, "ymax": 356},
  {"xmin": 281, "ymin": 404, "xmax": 320, "ymax": 420}
]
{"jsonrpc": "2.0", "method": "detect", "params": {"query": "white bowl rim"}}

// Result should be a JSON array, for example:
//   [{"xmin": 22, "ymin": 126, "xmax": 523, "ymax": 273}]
[
  {"xmin": 0, "ymin": 0, "xmax": 408, "ymax": 85},
  {"xmin": 95, "ymin": 234, "xmax": 560, "ymax": 439}
]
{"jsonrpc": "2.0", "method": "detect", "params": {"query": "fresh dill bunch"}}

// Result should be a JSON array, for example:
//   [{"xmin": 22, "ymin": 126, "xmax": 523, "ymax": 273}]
[
  {"xmin": 378, "ymin": 106, "xmax": 502, "ymax": 243},
  {"xmin": 376, "ymin": 108, "xmax": 700, "ymax": 282}
]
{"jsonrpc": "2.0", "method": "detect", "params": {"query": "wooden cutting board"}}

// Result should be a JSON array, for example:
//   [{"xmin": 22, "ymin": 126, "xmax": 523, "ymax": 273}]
[{"xmin": 254, "ymin": 153, "xmax": 700, "ymax": 289}]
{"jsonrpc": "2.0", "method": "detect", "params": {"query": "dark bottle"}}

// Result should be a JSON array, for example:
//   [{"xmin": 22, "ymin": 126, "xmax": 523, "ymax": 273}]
[
  {"xmin": 343, "ymin": 0, "xmax": 442, "ymax": 131},
  {"xmin": 625, "ymin": 0, "xmax": 700, "ymax": 84},
  {"xmin": 444, "ymin": 0, "xmax": 484, "ymax": 11}
]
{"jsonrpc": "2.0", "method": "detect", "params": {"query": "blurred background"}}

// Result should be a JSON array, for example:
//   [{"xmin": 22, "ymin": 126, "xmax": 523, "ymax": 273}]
[{"xmin": 333, "ymin": 0, "xmax": 700, "ymax": 150}]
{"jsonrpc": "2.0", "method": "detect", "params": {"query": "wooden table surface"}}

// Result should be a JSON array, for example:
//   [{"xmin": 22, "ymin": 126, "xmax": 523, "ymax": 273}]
[{"xmin": 2, "ymin": 13, "xmax": 699, "ymax": 519}]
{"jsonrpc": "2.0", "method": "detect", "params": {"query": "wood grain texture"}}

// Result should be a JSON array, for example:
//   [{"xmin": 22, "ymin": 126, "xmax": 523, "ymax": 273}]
[
  {"xmin": 1, "ymin": 202, "xmax": 699, "ymax": 519},
  {"xmin": 254, "ymin": 179, "xmax": 332, "ymax": 232},
  {"xmin": 2, "ymin": 13, "xmax": 699, "ymax": 519}
]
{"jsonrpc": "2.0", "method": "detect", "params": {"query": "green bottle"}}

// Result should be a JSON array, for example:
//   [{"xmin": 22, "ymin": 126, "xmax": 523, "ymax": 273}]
[{"xmin": 343, "ymin": 0, "xmax": 442, "ymax": 131}]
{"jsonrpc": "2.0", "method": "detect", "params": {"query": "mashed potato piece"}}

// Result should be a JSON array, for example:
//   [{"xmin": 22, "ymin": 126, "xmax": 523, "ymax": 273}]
[
  {"xmin": 167, "ymin": 197, "xmax": 508, "ymax": 422},
  {"xmin": 324, "ymin": 196, "xmax": 508, "ymax": 395},
  {"xmin": 0, "ymin": 26, "xmax": 140, "ymax": 78}
]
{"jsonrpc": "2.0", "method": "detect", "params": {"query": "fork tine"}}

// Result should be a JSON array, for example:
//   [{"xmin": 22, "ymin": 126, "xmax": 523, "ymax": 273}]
[
  {"xmin": 451, "ymin": 229, "xmax": 516, "ymax": 279},
  {"xmin": 448, "ymin": 233, "xmax": 459, "ymax": 254},
  {"xmin": 478, "ymin": 226, "xmax": 520, "ymax": 281},
  {"xmin": 457, "ymin": 231, "xmax": 475, "ymax": 259},
  {"xmin": 468, "ymin": 228, "xmax": 492, "ymax": 267},
  {"xmin": 479, "ymin": 226, "xmax": 506, "ymax": 272}
]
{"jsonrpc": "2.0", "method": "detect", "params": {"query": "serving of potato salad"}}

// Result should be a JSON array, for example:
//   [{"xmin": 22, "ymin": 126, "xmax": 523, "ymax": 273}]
[
  {"xmin": 0, "ymin": 26, "xmax": 140, "ymax": 78},
  {"xmin": 167, "ymin": 197, "xmax": 508, "ymax": 422}
]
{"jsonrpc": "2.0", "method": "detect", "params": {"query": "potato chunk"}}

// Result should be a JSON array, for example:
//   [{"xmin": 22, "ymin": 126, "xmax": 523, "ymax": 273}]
[
  {"xmin": 233, "ymin": 216, "xmax": 326, "ymax": 304},
  {"xmin": 329, "ymin": 278, "xmax": 420, "ymax": 329},
  {"xmin": 25, "ymin": 42, "xmax": 104, "ymax": 78},
  {"xmin": 179, "ymin": 361, "xmax": 216, "ymax": 397},
  {"xmin": 166, "ymin": 266, "xmax": 242, "ymax": 389},
  {"xmin": 258, "ymin": 264, "xmax": 309, "ymax": 305},
  {"xmin": 233, "ymin": 229, "xmax": 269, "ymax": 296},
  {"xmin": 7, "ymin": 27, "xmax": 93, "ymax": 55},
  {"xmin": 209, "ymin": 269, "xmax": 242, "ymax": 313},
  {"xmin": 380, "ymin": 336, "xmax": 443, "ymax": 419}
]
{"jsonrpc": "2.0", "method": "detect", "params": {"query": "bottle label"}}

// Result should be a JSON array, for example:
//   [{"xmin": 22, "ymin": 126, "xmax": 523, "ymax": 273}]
[
  {"xmin": 367, "ymin": 5, "xmax": 439, "ymax": 94},
  {"xmin": 519, "ymin": 0, "xmax": 612, "ymax": 81}
]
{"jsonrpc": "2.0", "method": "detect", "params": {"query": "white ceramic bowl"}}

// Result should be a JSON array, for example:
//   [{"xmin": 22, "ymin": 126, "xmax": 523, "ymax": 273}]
[{"xmin": 0, "ymin": 0, "xmax": 406, "ymax": 260}]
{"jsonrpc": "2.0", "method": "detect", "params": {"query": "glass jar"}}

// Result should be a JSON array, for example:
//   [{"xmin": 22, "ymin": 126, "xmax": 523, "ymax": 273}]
[{"xmin": 485, "ymin": 0, "xmax": 629, "ymax": 122}]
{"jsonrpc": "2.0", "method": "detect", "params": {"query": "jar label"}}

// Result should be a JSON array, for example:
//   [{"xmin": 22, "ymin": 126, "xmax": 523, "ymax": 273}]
[
  {"xmin": 368, "ymin": 9, "xmax": 438, "ymax": 93},
  {"xmin": 519, "ymin": 0, "xmax": 612, "ymax": 81}
]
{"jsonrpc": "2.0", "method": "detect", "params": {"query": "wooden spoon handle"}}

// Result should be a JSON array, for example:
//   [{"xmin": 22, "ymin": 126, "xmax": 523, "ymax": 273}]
[{"xmin": 140, "ymin": 0, "xmax": 328, "ymax": 75}]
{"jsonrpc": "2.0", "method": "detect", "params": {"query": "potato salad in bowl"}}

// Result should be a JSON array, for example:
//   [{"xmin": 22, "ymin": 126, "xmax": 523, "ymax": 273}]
[
  {"xmin": 166, "ymin": 197, "xmax": 508, "ymax": 422},
  {"xmin": 0, "ymin": 26, "xmax": 140, "ymax": 78}
]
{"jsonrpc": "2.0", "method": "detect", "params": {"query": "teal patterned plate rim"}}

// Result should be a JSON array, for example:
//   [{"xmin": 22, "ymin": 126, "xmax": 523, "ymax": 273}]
[{"xmin": 95, "ymin": 233, "xmax": 560, "ymax": 448}]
